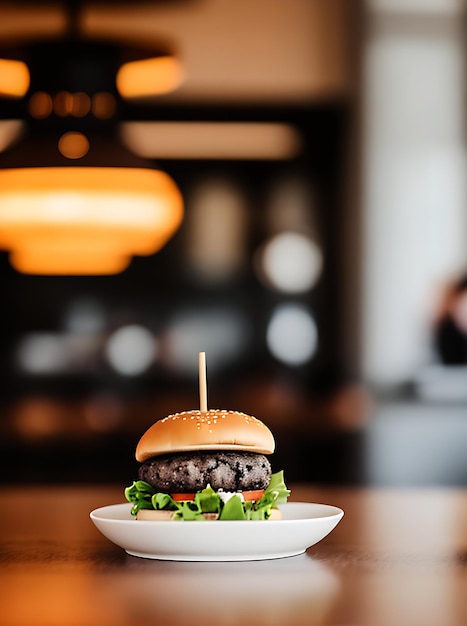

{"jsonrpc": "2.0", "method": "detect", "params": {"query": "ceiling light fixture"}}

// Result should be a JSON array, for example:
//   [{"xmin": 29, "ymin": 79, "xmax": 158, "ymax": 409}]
[
  {"xmin": 0, "ymin": 58, "xmax": 30, "ymax": 98},
  {"xmin": 0, "ymin": 1, "xmax": 184, "ymax": 275},
  {"xmin": 116, "ymin": 55, "xmax": 184, "ymax": 99},
  {"xmin": 0, "ymin": 166, "xmax": 183, "ymax": 275}
]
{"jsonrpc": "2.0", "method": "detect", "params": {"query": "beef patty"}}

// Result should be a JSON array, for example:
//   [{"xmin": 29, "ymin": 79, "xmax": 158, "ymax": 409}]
[{"xmin": 138, "ymin": 450, "xmax": 272, "ymax": 493}]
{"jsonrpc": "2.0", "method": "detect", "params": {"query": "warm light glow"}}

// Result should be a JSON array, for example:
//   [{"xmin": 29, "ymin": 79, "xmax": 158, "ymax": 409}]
[
  {"xmin": 92, "ymin": 92, "xmax": 116, "ymax": 119},
  {"xmin": 121, "ymin": 121, "xmax": 302, "ymax": 160},
  {"xmin": 0, "ymin": 58, "xmax": 30, "ymax": 97},
  {"xmin": 28, "ymin": 92, "xmax": 53, "ymax": 118},
  {"xmin": 0, "ymin": 167, "xmax": 183, "ymax": 275},
  {"xmin": 71, "ymin": 92, "xmax": 91, "ymax": 117},
  {"xmin": 0, "ymin": 120, "xmax": 24, "ymax": 152},
  {"xmin": 32, "ymin": 91, "xmax": 92, "ymax": 119},
  {"xmin": 187, "ymin": 177, "xmax": 248, "ymax": 283},
  {"xmin": 54, "ymin": 91, "xmax": 74, "ymax": 116},
  {"xmin": 58, "ymin": 131, "xmax": 90, "ymax": 159},
  {"xmin": 116, "ymin": 56, "xmax": 184, "ymax": 98},
  {"xmin": 10, "ymin": 245, "xmax": 131, "ymax": 275}
]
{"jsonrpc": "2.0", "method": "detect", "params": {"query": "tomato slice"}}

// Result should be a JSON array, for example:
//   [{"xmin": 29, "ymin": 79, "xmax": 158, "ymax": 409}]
[
  {"xmin": 170, "ymin": 489, "xmax": 265, "ymax": 502},
  {"xmin": 170, "ymin": 493, "xmax": 196, "ymax": 501},
  {"xmin": 241, "ymin": 490, "xmax": 265, "ymax": 502}
]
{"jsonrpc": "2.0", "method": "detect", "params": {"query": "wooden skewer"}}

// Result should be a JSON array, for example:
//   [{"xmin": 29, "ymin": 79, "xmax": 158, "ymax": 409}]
[{"xmin": 198, "ymin": 351, "xmax": 208, "ymax": 413}]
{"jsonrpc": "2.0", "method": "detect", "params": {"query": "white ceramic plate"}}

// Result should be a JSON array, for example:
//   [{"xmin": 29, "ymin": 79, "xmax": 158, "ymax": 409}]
[{"xmin": 90, "ymin": 501, "xmax": 344, "ymax": 561}]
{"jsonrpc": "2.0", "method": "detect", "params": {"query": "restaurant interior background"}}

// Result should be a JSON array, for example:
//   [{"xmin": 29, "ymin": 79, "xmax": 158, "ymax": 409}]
[{"xmin": 0, "ymin": 0, "xmax": 466, "ymax": 488}]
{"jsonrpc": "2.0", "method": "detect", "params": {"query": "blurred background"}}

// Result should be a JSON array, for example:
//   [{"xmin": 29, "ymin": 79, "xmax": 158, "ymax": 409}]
[{"xmin": 0, "ymin": 0, "xmax": 466, "ymax": 487}]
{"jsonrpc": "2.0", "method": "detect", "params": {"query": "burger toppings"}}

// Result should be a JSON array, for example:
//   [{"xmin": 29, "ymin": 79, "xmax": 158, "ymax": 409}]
[
  {"xmin": 217, "ymin": 490, "xmax": 245, "ymax": 504},
  {"xmin": 125, "ymin": 470, "xmax": 290, "ymax": 521}
]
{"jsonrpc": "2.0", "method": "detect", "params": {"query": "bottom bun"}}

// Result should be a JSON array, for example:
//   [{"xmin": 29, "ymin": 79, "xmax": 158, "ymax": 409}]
[
  {"xmin": 136, "ymin": 509, "xmax": 219, "ymax": 521},
  {"xmin": 267, "ymin": 508, "xmax": 282, "ymax": 520},
  {"xmin": 136, "ymin": 509, "xmax": 176, "ymax": 521},
  {"xmin": 136, "ymin": 508, "xmax": 282, "ymax": 521}
]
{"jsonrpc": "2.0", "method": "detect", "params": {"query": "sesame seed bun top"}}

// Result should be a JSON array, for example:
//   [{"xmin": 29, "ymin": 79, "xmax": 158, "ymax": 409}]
[{"xmin": 135, "ymin": 409, "xmax": 275, "ymax": 462}]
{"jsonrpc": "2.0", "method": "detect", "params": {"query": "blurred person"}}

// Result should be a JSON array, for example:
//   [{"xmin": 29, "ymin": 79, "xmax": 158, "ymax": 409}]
[{"xmin": 433, "ymin": 275, "xmax": 467, "ymax": 365}]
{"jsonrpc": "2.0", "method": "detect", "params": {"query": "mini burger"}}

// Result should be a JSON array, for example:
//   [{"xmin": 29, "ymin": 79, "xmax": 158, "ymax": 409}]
[{"xmin": 124, "ymin": 408, "xmax": 290, "ymax": 521}]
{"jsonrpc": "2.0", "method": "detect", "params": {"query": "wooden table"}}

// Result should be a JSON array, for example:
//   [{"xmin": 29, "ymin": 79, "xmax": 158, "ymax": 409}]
[{"xmin": 2, "ymin": 484, "xmax": 467, "ymax": 625}]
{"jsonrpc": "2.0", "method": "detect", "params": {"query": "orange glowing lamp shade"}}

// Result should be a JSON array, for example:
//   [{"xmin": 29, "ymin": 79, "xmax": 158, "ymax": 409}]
[
  {"xmin": 0, "ymin": 58, "xmax": 30, "ymax": 98},
  {"xmin": 0, "ymin": 167, "xmax": 184, "ymax": 275},
  {"xmin": 116, "ymin": 56, "xmax": 184, "ymax": 99}
]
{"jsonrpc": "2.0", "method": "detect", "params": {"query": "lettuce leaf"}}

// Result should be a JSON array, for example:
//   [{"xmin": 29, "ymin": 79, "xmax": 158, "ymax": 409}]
[
  {"xmin": 124, "ymin": 480, "xmax": 157, "ymax": 515},
  {"xmin": 124, "ymin": 471, "xmax": 290, "ymax": 521},
  {"xmin": 261, "ymin": 470, "xmax": 290, "ymax": 506},
  {"xmin": 155, "ymin": 486, "xmax": 221, "ymax": 521},
  {"xmin": 218, "ymin": 495, "xmax": 246, "ymax": 521},
  {"xmin": 152, "ymin": 492, "xmax": 177, "ymax": 511},
  {"xmin": 194, "ymin": 486, "xmax": 221, "ymax": 514},
  {"xmin": 252, "ymin": 470, "xmax": 291, "ymax": 520}
]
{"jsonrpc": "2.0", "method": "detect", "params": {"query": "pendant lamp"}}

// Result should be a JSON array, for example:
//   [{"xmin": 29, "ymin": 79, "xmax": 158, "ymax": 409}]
[
  {"xmin": 0, "ymin": 129, "xmax": 184, "ymax": 275},
  {"xmin": 0, "ymin": 9, "xmax": 184, "ymax": 276}
]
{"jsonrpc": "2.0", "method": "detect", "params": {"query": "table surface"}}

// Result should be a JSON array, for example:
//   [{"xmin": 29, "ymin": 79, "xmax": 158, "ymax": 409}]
[{"xmin": 2, "ymin": 483, "xmax": 467, "ymax": 626}]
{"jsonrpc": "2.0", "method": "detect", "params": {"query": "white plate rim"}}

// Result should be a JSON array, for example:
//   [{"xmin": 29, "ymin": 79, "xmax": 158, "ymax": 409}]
[{"xmin": 90, "ymin": 501, "xmax": 344, "ymax": 561}]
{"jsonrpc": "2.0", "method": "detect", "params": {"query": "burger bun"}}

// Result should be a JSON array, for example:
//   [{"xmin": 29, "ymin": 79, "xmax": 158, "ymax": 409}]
[{"xmin": 136, "ymin": 409, "xmax": 275, "ymax": 462}]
